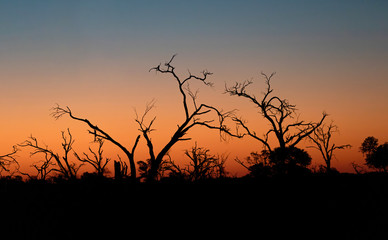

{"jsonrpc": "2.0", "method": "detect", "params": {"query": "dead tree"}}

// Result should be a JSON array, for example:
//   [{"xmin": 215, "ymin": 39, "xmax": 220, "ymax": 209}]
[
  {"xmin": 225, "ymin": 72, "xmax": 327, "ymax": 153},
  {"xmin": 19, "ymin": 129, "xmax": 82, "ymax": 180},
  {"xmin": 18, "ymin": 153, "xmax": 56, "ymax": 181},
  {"xmin": 183, "ymin": 143, "xmax": 227, "ymax": 181},
  {"xmin": 51, "ymin": 105, "xmax": 140, "ymax": 180},
  {"xmin": 138, "ymin": 55, "xmax": 232, "ymax": 181},
  {"xmin": 0, "ymin": 146, "xmax": 19, "ymax": 176},
  {"xmin": 162, "ymin": 143, "xmax": 227, "ymax": 181},
  {"xmin": 308, "ymin": 121, "xmax": 351, "ymax": 172},
  {"xmin": 29, "ymin": 158, "xmax": 56, "ymax": 180},
  {"xmin": 74, "ymin": 138, "xmax": 111, "ymax": 177}
]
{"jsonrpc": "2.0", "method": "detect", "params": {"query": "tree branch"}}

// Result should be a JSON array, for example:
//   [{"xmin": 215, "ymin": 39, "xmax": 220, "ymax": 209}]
[{"xmin": 51, "ymin": 104, "xmax": 140, "ymax": 180}]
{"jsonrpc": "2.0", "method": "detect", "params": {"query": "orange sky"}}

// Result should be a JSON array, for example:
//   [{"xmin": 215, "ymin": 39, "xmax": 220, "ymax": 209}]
[{"xmin": 1, "ymin": 1, "xmax": 388, "ymax": 177}]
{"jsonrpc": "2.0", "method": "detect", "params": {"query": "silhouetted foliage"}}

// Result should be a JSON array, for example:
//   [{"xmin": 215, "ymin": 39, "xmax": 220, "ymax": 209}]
[
  {"xmin": 269, "ymin": 146, "xmax": 312, "ymax": 175},
  {"xmin": 361, "ymin": 137, "xmax": 388, "ymax": 172},
  {"xmin": 360, "ymin": 136, "xmax": 379, "ymax": 158},
  {"xmin": 237, "ymin": 146, "xmax": 311, "ymax": 176},
  {"xmin": 308, "ymin": 121, "xmax": 351, "ymax": 173},
  {"xmin": 137, "ymin": 158, "xmax": 153, "ymax": 180},
  {"xmin": 236, "ymin": 151, "xmax": 273, "ymax": 177}
]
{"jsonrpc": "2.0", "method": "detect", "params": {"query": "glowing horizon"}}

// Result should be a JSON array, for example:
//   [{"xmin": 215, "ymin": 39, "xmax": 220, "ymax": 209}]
[{"xmin": 1, "ymin": 1, "xmax": 388, "ymax": 177}]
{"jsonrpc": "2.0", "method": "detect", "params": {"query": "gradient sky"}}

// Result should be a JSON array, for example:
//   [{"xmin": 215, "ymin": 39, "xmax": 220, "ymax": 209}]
[{"xmin": 1, "ymin": 0, "xmax": 388, "ymax": 175}]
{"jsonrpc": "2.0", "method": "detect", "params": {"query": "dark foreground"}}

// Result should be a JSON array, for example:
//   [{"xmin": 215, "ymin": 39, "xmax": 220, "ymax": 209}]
[{"xmin": 1, "ymin": 174, "xmax": 388, "ymax": 239}]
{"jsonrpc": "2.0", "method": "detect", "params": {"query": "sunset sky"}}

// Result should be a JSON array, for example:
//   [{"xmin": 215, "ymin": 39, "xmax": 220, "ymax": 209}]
[{"xmin": 1, "ymin": 0, "xmax": 388, "ymax": 176}]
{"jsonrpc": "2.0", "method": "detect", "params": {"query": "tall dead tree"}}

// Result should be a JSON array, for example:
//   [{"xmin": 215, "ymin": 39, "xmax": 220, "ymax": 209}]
[
  {"xmin": 138, "ymin": 55, "xmax": 232, "ymax": 181},
  {"xmin": 308, "ymin": 121, "xmax": 351, "ymax": 172},
  {"xmin": 51, "ymin": 105, "xmax": 140, "ymax": 180},
  {"xmin": 225, "ymin": 72, "xmax": 327, "ymax": 153}
]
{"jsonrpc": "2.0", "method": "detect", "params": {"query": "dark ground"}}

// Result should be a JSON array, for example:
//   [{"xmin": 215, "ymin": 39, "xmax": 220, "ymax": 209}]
[{"xmin": 1, "ymin": 174, "xmax": 388, "ymax": 239}]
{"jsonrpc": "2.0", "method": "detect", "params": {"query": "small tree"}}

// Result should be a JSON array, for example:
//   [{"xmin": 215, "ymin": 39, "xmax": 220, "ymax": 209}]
[
  {"xmin": 235, "ymin": 151, "xmax": 272, "ymax": 177},
  {"xmin": 369, "ymin": 143, "xmax": 388, "ymax": 172},
  {"xmin": 360, "ymin": 137, "xmax": 388, "ymax": 172},
  {"xmin": 19, "ymin": 129, "xmax": 82, "ymax": 180},
  {"xmin": 162, "ymin": 143, "xmax": 227, "ymax": 181},
  {"xmin": 25, "ymin": 156, "xmax": 56, "ymax": 180},
  {"xmin": 269, "ymin": 146, "xmax": 312, "ymax": 175},
  {"xmin": 74, "ymin": 138, "xmax": 111, "ymax": 177},
  {"xmin": 236, "ymin": 146, "xmax": 311, "ymax": 176},
  {"xmin": 0, "ymin": 146, "xmax": 19, "ymax": 177},
  {"xmin": 360, "ymin": 136, "xmax": 379, "ymax": 159},
  {"xmin": 308, "ymin": 121, "xmax": 351, "ymax": 173}
]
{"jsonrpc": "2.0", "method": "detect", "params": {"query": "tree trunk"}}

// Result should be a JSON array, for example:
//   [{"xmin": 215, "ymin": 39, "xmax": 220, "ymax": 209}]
[
  {"xmin": 114, "ymin": 161, "xmax": 122, "ymax": 180},
  {"xmin": 326, "ymin": 160, "xmax": 331, "ymax": 173}
]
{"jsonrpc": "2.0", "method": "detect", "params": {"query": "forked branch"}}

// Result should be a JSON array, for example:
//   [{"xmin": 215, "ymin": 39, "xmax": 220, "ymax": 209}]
[{"xmin": 51, "ymin": 104, "xmax": 140, "ymax": 180}]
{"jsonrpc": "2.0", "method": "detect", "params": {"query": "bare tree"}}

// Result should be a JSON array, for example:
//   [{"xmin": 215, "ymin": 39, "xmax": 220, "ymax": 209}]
[
  {"xmin": 183, "ymin": 143, "xmax": 227, "ymax": 181},
  {"xmin": 19, "ymin": 129, "xmax": 82, "ymax": 180},
  {"xmin": 0, "ymin": 146, "xmax": 19, "ymax": 177},
  {"xmin": 162, "ymin": 143, "xmax": 228, "ymax": 181},
  {"xmin": 225, "ymin": 72, "xmax": 327, "ymax": 153},
  {"xmin": 51, "ymin": 105, "xmax": 140, "ymax": 180},
  {"xmin": 74, "ymin": 138, "xmax": 111, "ymax": 177},
  {"xmin": 308, "ymin": 121, "xmax": 351, "ymax": 173},
  {"xmin": 21, "ymin": 155, "xmax": 56, "ymax": 181},
  {"xmin": 137, "ymin": 55, "xmax": 232, "ymax": 181}
]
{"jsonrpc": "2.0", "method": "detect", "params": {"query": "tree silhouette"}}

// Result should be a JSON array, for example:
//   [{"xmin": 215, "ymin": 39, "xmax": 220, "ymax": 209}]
[
  {"xmin": 360, "ymin": 136, "xmax": 379, "ymax": 159},
  {"xmin": 162, "ymin": 143, "xmax": 227, "ymax": 181},
  {"xmin": 236, "ymin": 147, "xmax": 311, "ymax": 176},
  {"xmin": 74, "ymin": 138, "xmax": 111, "ymax": 177},
  {"xmin": 21, "ymin": 155, "xmax": 56, "ymax": 180},
  {"xmin": 136, "ymin": 55, "xmax": 232, "ymax": 181},
  {"xmin": 308, "ymin": 121, "xmax": 351, "ymax": 173},
  {"xmin": 369, "ymin": 143, "xmax": 388, "ymax": 172},
  {"xmin": 225, "ymin": 72, "xmax": 326, "ymax": 163},
  {"xmin": 360, "ymin": 137, "xmax": 388, "ymax": 172},
  {"xmin": 19, "ymin": 129, "xmax": 82, "ymax": 180},
  {"xmin": 51, "ymin": 105, "xmax": 141, "ymax": 180},
  {"xmin": 268, "ymin": 146, "xmax": 312, "ymax": 175},
  {"xmin": 235, "ymin": 151, "xmax": 272, "ymax": 177},
  {"xmin": 0, "ymin": 146, "xmax": 19, "ymax": 176}
]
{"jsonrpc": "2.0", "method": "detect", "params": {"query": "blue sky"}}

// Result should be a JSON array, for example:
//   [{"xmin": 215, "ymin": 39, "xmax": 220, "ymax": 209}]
[{"xmin": 2, "ymin": 0, "xmax": 387, "ymax": 61}]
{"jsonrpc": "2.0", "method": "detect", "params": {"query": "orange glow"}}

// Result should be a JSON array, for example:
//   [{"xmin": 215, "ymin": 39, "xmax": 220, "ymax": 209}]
[{"xmin": 1, "ymin": 58, "xmax": 388, "ymax": 178}]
